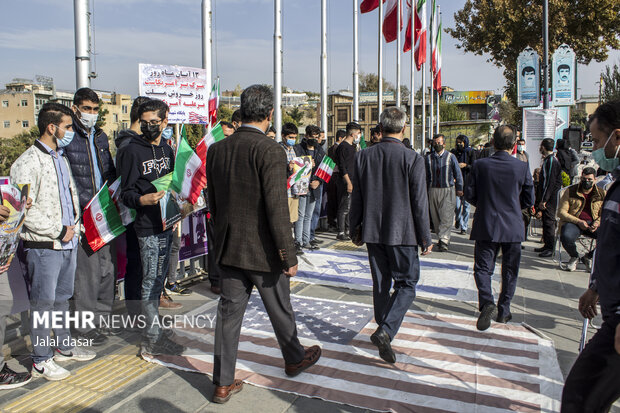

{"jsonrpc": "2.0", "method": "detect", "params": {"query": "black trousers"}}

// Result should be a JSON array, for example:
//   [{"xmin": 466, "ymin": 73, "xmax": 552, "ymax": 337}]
[
  {"xmin": 206, "ymin": 217, "xmax": 220, "ymax": 287},
  {"xmin": 473, "ymin": 240, "xmax": 521, "ymax": 317},
  {"xmin": 336, "ymin": 177, "xmax": 351, "ymax": 234},
  {"xmin": 541, "ymin": 203, "xmax": 557, "ymax": 251},
  {"xmin": 124, "ymin": 223, "xmax": 143, "ymax": 317},
  {"xmin": 213, "ymin": 265, "xmax": 305, "ymax": 386},
  {"xmin": 522, "ymin": 208, "xmax": 531, "ymax": 240},
  {"xmin": 326, "ymin": 172, "xmax": 340, "ymax": 227},
  {"xmin": 562, "ymin": 314, "xmax": 620, "ymax": 412}
]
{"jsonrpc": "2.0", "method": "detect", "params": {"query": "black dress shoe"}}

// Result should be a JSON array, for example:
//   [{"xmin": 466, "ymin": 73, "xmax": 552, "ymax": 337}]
[
  {"xmin": 534, "ymin": 247, "xmax": 547, "ymax": 253},
  {"xmin": 496, "ymin": 314, "xmax": 513, "ymax": 323},
  {"xmin": 538, "ymin": 249, "xmax": 553, "ymax": 258},
  {"xmin": 80, "ymin": 329, "xmax": 108, "ymax": 346},
  {"xmin": 370, "ymin": 327, "xmax": 396, "ymax": 363},
  {"xmin": 295, "ymin": 245, "xmax": 304, "ymax": 255},
  {"xmin": 476, "ymin": 303, "xmax": 498, "ymax": 331},
  {"xmin": 436, "ymin": 242, "xmax": 448, "ymax": 252}
]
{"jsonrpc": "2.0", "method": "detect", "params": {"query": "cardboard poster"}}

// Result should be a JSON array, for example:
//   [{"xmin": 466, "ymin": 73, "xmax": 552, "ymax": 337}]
[
  {"xmin": 552, "ymin": 44, "xmax": 576, "ymax": 107},
  {"xmin": 290, "ymin": 156, "xmax": 313, "ymax": 197},
  {"xmin": 0, "ymin": 184, "xmax": 29, "ymax": 270},
  {"xmin": 517, "ymin": 47, "xmax": 541, "ymax": 107},
  {"xmin": 179, "ymin": 209, "xmax": 208, "ymax": 261}
]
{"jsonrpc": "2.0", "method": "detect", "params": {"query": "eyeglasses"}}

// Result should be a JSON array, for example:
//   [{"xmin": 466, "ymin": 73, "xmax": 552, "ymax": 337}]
[{"xmin": 140, "ymin": 120, "xmax": 162, "ymax": 127}]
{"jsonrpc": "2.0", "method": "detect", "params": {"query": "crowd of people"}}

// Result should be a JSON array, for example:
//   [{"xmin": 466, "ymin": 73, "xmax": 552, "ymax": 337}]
[{"xmin": 0, "ymin": 83, "xmax": 618, "ymax": 412}]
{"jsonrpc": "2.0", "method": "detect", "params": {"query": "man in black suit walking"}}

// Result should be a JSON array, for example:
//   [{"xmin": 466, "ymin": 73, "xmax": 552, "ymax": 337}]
[
  {"xmin": 206, "ymin": 85, "xmax": 321, "ymax": 404},
  {"xmin": 465, "ymin": 125, "xmax": 535, "ymax": 331},
  {"xmin": 350, "ymin": 107, "xmax": 433, "ymax": 363}
]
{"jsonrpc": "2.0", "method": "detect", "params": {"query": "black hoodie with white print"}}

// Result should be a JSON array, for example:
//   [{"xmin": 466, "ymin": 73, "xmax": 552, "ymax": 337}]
[{"xmin": 117, "ymin": 135, "xmax": 174, "ymax": 237}]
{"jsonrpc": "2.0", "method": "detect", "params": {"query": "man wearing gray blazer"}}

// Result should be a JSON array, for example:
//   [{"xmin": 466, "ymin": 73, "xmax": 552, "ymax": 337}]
[{"xmin": 350, "ymin": 107, "xmax": 433, "ymax": 364}]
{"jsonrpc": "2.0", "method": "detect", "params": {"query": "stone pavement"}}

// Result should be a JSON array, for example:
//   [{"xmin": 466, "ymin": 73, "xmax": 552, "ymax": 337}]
[{"xmin": 0, "ymin": 228, "xmax": 614, "ymax": 413}]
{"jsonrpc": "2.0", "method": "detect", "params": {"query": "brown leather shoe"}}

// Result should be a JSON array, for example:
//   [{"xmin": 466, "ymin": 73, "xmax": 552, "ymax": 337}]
[
  {"xmin": 284, "ymin": 345, "xmax": 321, "ymax": 377},
  {"xmin": 159, "ymin": 294, "xmax": 183, "ymax": 309},
  {"xmin": 213, "ymin": 379, "xmax": 243, "ymax": 404}
]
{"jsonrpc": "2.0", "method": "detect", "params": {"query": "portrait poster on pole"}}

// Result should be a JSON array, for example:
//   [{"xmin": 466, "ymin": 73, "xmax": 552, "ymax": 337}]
[
  {"xmin": 552, "ymin": 44, "xmax": 576, "ymax": 107},
  {"xmin": 138, "ymin": 64, "xmax": 209, "ymax": 124},
  {"xmin": 517, "ymin": 47, "xmax": 540, "ymax": 107},
  {"xmin": 523, "ymin": 108, "xmax": 558, "ymax": 174}
]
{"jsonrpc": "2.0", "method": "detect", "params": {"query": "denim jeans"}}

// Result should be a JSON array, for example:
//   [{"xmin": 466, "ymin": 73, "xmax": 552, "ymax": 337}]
[
  {"xmin": 294, "ymin": 195, "xmax": 315, "ymax": 246},
  {"xmin": 310, "ymin": 187, "xmax": 323, "ymax": 241},
  {"xmin": 166, "ymin": 230, "xmax": 181, "ymax": 284},
  {"xmin": 138, "ymin": 230, "xmax": 173, "ymax": 344},
  {"xmin": 455, "ymin": 195, "xmax": 470, "ymax": 231},
  {"xmin": 27, "ymin": 248, "xmax": 77, "ymax": 364},
  {"xmin": 560, "ymin": 222, "xmax": 596, "ymax": 258}
]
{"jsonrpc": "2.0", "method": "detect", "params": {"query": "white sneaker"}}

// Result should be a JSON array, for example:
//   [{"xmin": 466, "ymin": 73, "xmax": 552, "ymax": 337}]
[
  {"xmin": 32, "ymin": 359, "xmax": 70, "ymax": 381},
  {"xmin": 564, "ymin": 257, "xmax": 579, "ymax": 272},
  {"xmin": 53, "ymin": 347, "xmax": 96, "ymax": 362}
]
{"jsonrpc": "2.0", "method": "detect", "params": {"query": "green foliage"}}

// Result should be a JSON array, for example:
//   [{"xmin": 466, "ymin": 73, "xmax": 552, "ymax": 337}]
[
  {"xmin": 287, "ymin": 107, "xmax": 304, "ymax": 125},
  {"xmin": 282, "ymin": 113, "xmax": 296, "ymax": 126},
  {"xmin": 0, "ymin": 127, "xmax": 39, "ymax": 176},
  {"xmin": 498, "ymin": 100, "xmax": 519, "ymax": 127},
  {"xmin": 601, "ymin": 62, "xmax": 620, "ymax": 103},
  {"xmin": 232, "ymin": 84, "xmax": 243, "ymax": 97},
  {"xmin": 96, "ymin": 104, "xmax": 108, "ymax": 129},
  {"xmin": 184, "ymin": 124, "xmax": 205, "ymax": 149},
  {"xmin": 448, "ymin": 0, "xmax": 620, "ymax": 104},
  {"xmin": 439, "ymin": 102, "xmax": 468, "ymax": 122},
  {"xmin": 218, "ymin": 104, "xmax": 233, "ymax": 123},
  {"xmin": 359, "ymin": 72, "xmax": 396, "ymax": 94},
  {"xmin": 570, "ymin": 108, "xmax": 588, "ymax": 129}
]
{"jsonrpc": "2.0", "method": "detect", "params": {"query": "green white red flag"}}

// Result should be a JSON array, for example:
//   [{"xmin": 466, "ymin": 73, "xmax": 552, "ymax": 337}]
[
  {"xmin": 170, "ymin": 130, "xmax": 206, "ymax": 204},
  {"xmin": 83, "ymin": 183, "xmax": 126, "ymax": 252},
  {"xmin": 208, "ymin": 78, "xmax": 220, "ymax": 126},
  {"xmin": 108, "ymin": 177, "xmax": 136, "ymax": 225},
  {"xmin": 203, "ymin": 122, "xmax": 226, "ymax": 148},
  {"xmin": 287, "ymin": 163, "xmax": 310, "ymax": 189},
  {"xmin": 315, "ymin": 156, "xmax": 336, "ymax": 183},
  {"xmin": 431, "ymin": 0, "xmax": 441, "ymax": 93},
  {"xmin": 433, "ymin": 16, "xmax": 442, "ymax": 93},
  {"xmin": 414, "ymin": 0, "xmax": 427, "ymax": 70}
]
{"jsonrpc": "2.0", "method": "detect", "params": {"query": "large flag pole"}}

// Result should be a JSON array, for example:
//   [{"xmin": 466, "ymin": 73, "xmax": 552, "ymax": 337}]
[
  {"xmin": 274, "ymin": 0, "xmax": 283, "ymax": 141},
  {"xmin": 428, "ymin": 0, "xmax": 435, "ymax": 139},
  {"xmin": 353, "ymin": 0, "xmax": 360, "ymax": 122},
  {"xmin": 378, "ymin": 0, "xmax": 384, "ymax": 116},
  {"xmin": 435, "ymin": 5, "xmax": 440, "ymax": 134},
  {"xmin": 73, "ymin": 0, "xmax": 90, "ymax": 89},
  {"xmin": 421, "ymin": 68, "xmax": 426, "ymax": 149},
  {"xmin": 409, "ymin": 0, "xmax": 415, "ymax": 144},
  {"xmin": 396, "ymin": 0, "xmax": 401, "ymax": 107},
  {"xmin": 321, "ymin": 0, "xmax": 328, "ymax": 136},
  {"xmin": 201, "ymin": 0, "xmax": 212, "ymax": 133}
]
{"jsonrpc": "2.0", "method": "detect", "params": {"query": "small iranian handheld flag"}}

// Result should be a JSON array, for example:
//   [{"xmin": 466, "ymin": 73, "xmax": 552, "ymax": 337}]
[
  {"xmin": 208, "ymin": 78, "xmax": 220, "ymax": 126},
  {"xmin": 204, "ymin": 122, "xmax": 226, "ymax": 148},
  {"xmin": 83, "ymin": 183, "xmax": 126, "ymax": 252},
  {"xmin": 287, "ymin": 163, "xmax": 310, "ymax": 189},
  {"xmin": 108, "ymin": 177, "xmax": 136, "ymax": 226},
  {"xmin": 315, "ymin": 156, "xmax": 336, "ymax": 183},
  {"xmin": 170, "ymin": 132, "xmax": 206, "ymax": 204}
]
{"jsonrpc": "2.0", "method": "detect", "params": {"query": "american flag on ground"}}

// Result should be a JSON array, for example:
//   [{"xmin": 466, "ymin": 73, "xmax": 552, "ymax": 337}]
[
  {"xmin": 146, "ymin": 294, "xmax": 563, "ymax": 412},
  {"xmin": 188, "ymin": 112, "xmax": 209, "ymax": 124}
]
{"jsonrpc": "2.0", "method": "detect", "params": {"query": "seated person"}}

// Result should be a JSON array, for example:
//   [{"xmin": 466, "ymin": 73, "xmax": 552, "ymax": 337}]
[{"xmin": 557, "ymin": 167, "xmax": 605, "ymax": 271}]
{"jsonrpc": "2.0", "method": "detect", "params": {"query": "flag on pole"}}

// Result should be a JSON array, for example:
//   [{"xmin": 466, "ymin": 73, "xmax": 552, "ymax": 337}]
[
  {"xmin": 403, "ymin": 0, "xmax": 413, "ymax": 52},
  {"xmin": 208, "ymin": 78, "xmax": 220, "ymax": 126},
  {"xmin": 83, "ymin": 183, "xmax": 126, "ymax": 253},
  {"xmin": 431, "ymin": 0, "xmax": 438, "ymax": 74},
  {"xmin": 315, "ymin": 156, "xmax": 336, "ymax": 183},
  {"xmin": 360, "ymin": 0, "xmax": 385, "ymax": 13},
  {"xmin": 170, "ymin": 134, "xmax": 206, "ymax": 204},
  {"xmin": 108, "ymin": 177, "xmax": 136, "ymax": 226},
  {"xmin": 287, "ymin": 163, "xmax": 310, "ymax": 189},
  {"xmin": 414, "ymin": 0, "xmax": 427, "ymax": 70},
  {"xmin": 433, "ymin": 15, "xmax": 442, "ymax": 93},
  {"xmin": 203, "ymin": 122, "xmax": 226, "ymax": 149},
  {"xmin": 382, "ymin": 0, "xmax": 403, "ymax": 43}
]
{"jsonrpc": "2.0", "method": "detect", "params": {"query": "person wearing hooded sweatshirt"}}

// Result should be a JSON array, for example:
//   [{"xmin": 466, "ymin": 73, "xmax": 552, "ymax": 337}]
[
  {"xmin": 451, "ymin": 134, "xmax": 475, "ymax": 234},
  {"xmin": 117, "ymin": 99, "xmax": 184, "ymax": 358},
  {"xmin": 64, "ymin": 88, "xmax": 116, "ymax": 346}
]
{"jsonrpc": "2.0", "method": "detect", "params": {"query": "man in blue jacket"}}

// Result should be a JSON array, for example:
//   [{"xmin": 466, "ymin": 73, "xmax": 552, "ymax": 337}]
[
  {"xmin": 65, "ymin": 88, "xmax": 116, "ymax": 345},
  {"xmin": 465, "ymin": 125, "xmax": 535, "ymax": 331},
  {"xmin": 350, "ymin": 107, "xmax": 432, "ymax": 364}
]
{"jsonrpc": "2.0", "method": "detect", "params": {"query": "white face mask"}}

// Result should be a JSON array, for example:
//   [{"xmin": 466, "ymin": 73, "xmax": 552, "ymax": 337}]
[
  {"xmin": 354, "ymin": 134, "xmax": 361, "ymax": 144},
  {"xmin": 79, "ymin": 111, "xmax": 98, "ymax": 129}
]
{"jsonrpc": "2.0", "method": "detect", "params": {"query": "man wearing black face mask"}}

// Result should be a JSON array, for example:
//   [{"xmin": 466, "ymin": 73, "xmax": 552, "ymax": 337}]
[
  {"xmin": 117, "ymin": 99, "xmax": 183, "ymax": 358},
  {"xmin": 557, "ymin": 167, "xmax": 605, "ymax": 271}
]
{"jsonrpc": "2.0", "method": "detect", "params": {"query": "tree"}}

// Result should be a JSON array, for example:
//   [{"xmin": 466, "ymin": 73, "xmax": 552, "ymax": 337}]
[
  {"xmin": 217, "ymin": 104, "xmax": 233, "ymax": 123},
  {"xmin": 570, "ymin": 108, "xmax": 588, "ymax": 129},
  {"xmin": 447, "ymin": 0, "xmax": 620, "ymax": 102},
  {"xmin": 601, "ymin": 62, "xmax": 620, "ymax": 103},
  {"xmin": 359, "ymin": 72, "xmax": 395, "ymax": 94},
  {"xmin": 498, "ymin": 100, "xmax": 518, "ymax": 126},
  {"xmin": 232, "ymin": 84, "xmax": 243, "ymax": 97},
  {"xmin": 184, "ymin": 124, "xmax": 204, "ymax": 149},
  {"xmin": 439, "ymin": 102, "xmax": 468, "ymax": 122},
  {"xmin": 287, "ymin": 107, "xmax": 304, "ymax": 125},
  {"xmin": 96, "ymin": 104, "xmax": 108, "ymax": 129},
  {"xmin": 0, "ymin": 127, "xmax": 39, "ymax": 176}
]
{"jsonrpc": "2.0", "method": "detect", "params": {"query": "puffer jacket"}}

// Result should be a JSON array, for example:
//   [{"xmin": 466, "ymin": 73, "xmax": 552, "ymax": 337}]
[
  {"xmin": 64, "ymin": 121, "xmax": 116, "ymax": 210},
  {"xmin": 10, "ymin": 141, "xmax": 81, "ymax": 250},
  {"xmin": 558, "ymin": 183, "xmax": 606, "ymax": 228}
]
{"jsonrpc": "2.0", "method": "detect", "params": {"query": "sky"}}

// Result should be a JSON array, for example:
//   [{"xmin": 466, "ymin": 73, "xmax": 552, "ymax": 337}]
[{"xmin": 0, "ymin": 0, "xmax": 618, "ymax": 98}]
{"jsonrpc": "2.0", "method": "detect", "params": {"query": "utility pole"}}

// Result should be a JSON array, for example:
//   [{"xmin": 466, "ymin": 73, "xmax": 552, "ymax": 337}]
[
  {"xmin": 73, "ymin": 0, "xmax": 91, "ymax": 89},
  {"xmin": 353, "ymin": 0, "xmax": 359, "ymax": 122},
  {"xmin": 396, "ymin": 0, "xmax": 401, "ymax": 107},
  {"xmin": 542, "ymin": 0, "xmax": 549, "ymax": 109},
  {"xmin": 320, "ymin": 0, "xmax": 328, "ymax": 136},
  {"xmin": 274, "ymin": 0, "xmax": 283, "ymax": 141},
  {"xmin": 378, "ymin": 0, "xmax": 384, "ymax": 116},
  {"xmin": 201, "ymin": 0, "xmax": 212, "ymax": 133}
]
